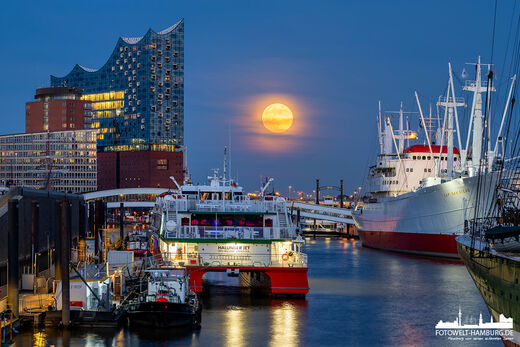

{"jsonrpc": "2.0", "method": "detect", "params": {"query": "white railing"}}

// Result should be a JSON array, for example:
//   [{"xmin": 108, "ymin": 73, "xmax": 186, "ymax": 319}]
[
  {"xmin": 160, "ymin": 196, "xmax": 287, "ymax": 214},
  {"xmin": 163, "ymin": 226, "xmax": 296, "ymax": 240},
  {"xmin": 464, "ymin": 80, "xmax": 491, "ymax": 89}
]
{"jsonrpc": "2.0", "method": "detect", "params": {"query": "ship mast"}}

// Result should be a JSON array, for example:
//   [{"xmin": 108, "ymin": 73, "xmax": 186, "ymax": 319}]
[
  {"xmin": 463, "ymin": 56, "xmax": 495, "ymax": 171},
  {"xmin": 377, "ymin": 101, "xmax": 384, "ymax": 154},
  {"xmin": 398, "ymin": 102, "xmax": 404, "ymax": 153},
  {"xmin": 437, "ymin": 63, "xmax": 465, "ymax": 180}
]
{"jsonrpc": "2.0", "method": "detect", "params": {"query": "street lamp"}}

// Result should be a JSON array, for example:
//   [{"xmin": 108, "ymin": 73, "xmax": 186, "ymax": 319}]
[{"xmin": 288, "ymin": 186, "xmax": 292, "ymax": 200}]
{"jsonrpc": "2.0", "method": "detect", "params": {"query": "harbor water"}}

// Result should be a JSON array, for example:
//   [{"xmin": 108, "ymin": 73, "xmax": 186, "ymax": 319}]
[{"xmin": 14, "ymin": 238, "xmax": 498, "ymax": 346}]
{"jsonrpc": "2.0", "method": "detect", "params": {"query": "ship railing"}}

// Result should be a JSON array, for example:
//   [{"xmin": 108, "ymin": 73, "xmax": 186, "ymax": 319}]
[
  {"xmin": 163, "ymin": 226, "xmax": 297, "ymax": 240},
  {"xmin": 161, "ymin": 198, "xmax": 286, "ymax": 214},
  {"xmin": 464, "ymin": 79, "xmax": 492, "ymax": 90},
  {"xmin": 158, "ymin": 251, "xmax": 308, "ymax": 268},
  {"xmin": 466, "ymin": 217, "xmax": 511, "ymax": 239}
]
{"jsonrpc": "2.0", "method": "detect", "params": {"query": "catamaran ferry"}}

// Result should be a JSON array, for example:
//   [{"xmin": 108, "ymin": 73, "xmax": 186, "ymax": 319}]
[{"xmin": 150, "ymin": 163, "xmax": 309, "ymax": 296}]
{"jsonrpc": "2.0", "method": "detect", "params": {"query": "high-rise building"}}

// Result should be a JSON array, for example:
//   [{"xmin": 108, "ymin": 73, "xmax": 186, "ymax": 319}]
[
  {"xmin": 0, "ymin": 129, "xmax": 97, "ymax": 193},
  {"xmin": 25, "ymin": 87, "xmax": 92, "ymax": 133},
  {"xmin": 50, "ymin": 20, "xmax": 184, "ymax": 190}
]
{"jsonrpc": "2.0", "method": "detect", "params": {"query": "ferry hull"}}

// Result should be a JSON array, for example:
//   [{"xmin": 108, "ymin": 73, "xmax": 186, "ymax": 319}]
[
  {"xmin": 354, "ymin": 172, "xmax": 499, "ymax": 258},
  {"xmin": 457, "ymin": 235, "xmax": 520, "ymax": 346},
  {"xmin": 186, "ymin": 266, "xmax": 309, "ymax": 295}
]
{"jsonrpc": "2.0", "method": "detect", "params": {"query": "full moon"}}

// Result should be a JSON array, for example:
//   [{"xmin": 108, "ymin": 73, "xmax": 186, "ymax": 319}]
[{"xmin": 262, "ymin": 103, "xmax": 294, "ymax": 133}]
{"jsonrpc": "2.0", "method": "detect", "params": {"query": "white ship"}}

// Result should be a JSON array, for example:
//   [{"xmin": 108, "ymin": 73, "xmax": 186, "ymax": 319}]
[
  {"xmin": 150, "ymin": 153, "xmax": 309, "ymax": 295},
  {"xmin": 352, "ymin": 57, "xmax": 514, "ymax": 258}
]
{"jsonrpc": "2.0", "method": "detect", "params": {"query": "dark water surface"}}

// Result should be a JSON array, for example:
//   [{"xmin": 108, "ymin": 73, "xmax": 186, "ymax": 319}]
[{"xmin": 15, "ymin": 238, "xmax": 499, "ymax": 346}]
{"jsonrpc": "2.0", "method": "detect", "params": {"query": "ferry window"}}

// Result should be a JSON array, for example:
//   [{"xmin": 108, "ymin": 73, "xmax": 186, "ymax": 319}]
[
  {"xmin": 427, "ymin": 156, "xmax": 431, "ymax": 160},
  {"xmin": 424, "ymin": 168, "xmax": 427, "ymax": 172},
  {"xmin": 265, "ymin": 218, "xmax": 272, "ymax": 227},
  {"xmin": 181, "ymin": 217, "xmax": 190, "ymax": 226},
  {"xmin": 225, "ymin": 192, "xmax": 232, "ymax": 200},
  {"xmin": 200, "ymin": 192, "xmax": 210, "ymax": 200},
  {"xmin": 413, "ymin": 156, "xmax": 416, "ymax": 160},
  {"xmin": 428, "ymin": 169, "xmax": 432, "ymax": 172},
  {"xmin": 410, "ymin": 168, "xmax": 413, "ymax": 172},
  {"xmin": 422, "ymin": 156, "xmax": 426, "ymax": 160},
  {"xmin": 454, "ymin": 157, "xmax": 457, "ymax": 161}
]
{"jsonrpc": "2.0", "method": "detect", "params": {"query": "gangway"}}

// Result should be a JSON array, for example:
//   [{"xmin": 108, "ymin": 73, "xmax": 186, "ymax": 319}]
[{"xmin": 289, "ymin": 201, "xmax": 354, "ymax": 224}]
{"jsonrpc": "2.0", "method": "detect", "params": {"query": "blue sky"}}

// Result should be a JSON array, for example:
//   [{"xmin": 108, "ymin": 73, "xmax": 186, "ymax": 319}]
[{"xmin": 0, "ymin": 0, "xmax": 514, "ymax": 195}]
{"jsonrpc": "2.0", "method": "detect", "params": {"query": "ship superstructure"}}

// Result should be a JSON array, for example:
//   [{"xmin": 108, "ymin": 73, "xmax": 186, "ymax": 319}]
[
  {"xmin": 151, "ymin": 157, "xmax": 308, "ymax": 295},
  {"xmin": 353, "ymin": 56, "xmax": 515, "ymax": 257}
]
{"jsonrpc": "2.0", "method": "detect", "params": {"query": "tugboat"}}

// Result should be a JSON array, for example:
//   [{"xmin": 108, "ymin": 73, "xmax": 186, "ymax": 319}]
[
  {"xmin": 150, "ymin": 150, "xmax": 309, "ymax": 296},
  {"xmin": 126, "ymin": 268, "xmax": 201, "ymax": 328}
]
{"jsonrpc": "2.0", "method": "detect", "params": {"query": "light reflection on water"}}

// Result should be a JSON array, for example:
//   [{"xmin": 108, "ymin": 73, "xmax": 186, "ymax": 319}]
[
  {"xmin": 225, "ymin": 308, "xmax": 245, "ymax": 347},
  {"xmin": 14, "ymin": 238, "xmax": 499, "ymax": 346},
  {"xmin": 270, "ymin": 302, "xmax": 299, "ymax": 347}
]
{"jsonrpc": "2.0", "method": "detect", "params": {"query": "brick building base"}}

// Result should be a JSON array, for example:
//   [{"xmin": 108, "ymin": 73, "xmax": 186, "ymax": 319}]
[{"xmin": 97, "ymin": 150, "xmax": 183, "ymax": 190}]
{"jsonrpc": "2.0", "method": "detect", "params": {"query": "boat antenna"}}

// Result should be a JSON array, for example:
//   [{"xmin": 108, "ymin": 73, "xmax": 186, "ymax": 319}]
[
  {"xmin": 228, "ymin": 124, "xmax": 232, "ymax": 183},
  {"xmin": 377, "ymin": 101, "xmax": 383, "ymax": 154},
  {"xmin": 183, "ymin": 145, "xmax": 191, "ymax": 184},
  {"xmin": 223, "ymin": 147, "xmax": 227, "ymax": 182}
]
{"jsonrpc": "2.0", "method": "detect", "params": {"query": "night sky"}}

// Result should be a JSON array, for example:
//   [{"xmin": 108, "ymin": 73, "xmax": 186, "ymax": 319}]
[{"xmin": 0, "ymin": 1, "xmax": 515, "ymax": 195}]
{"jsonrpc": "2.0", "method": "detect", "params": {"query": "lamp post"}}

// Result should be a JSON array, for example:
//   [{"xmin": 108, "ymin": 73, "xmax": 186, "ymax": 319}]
[
  {"xmin": 288, "ymin": 186, "xmax": 292, "ymax": 200},
  {"xmin": 33, "ymin": 252, "xmax": 41, "ymax": 294}
]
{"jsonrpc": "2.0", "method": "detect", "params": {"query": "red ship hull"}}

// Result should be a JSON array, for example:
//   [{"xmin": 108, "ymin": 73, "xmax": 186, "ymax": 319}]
[
  {"xmin": 185, "ymin": 266, "xmax": 309, "ymax": 295},
  {"xmin": 358, "ymin": 230, "xmax": 459, "ymax": 258}
]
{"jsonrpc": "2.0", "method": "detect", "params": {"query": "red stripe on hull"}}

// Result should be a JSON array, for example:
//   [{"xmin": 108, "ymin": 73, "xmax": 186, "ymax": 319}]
[
  {"xmin": 358, "ymin": 230, "xmax": 459, "ymax": 258},
  {"xmin": 185, "ymin": 266, "xmax": 309, "ymax": 295}
]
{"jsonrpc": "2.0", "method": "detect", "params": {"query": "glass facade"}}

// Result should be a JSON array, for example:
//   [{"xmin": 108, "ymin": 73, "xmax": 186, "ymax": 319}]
[
  {"xmin": 0, "ymin": 129, "xmax": 98, "ymax": 193},
  {"xmin": 50, "ymin": 20, "xmax": 184, "ymax": 151}
]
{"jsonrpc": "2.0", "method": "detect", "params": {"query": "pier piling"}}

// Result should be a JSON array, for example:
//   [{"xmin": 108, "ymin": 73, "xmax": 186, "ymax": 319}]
[
  {"xmin": 61, "ymin": 200, "xmax": 71, "ymax": 327},
  {"xmin": 7, "ymin": 199, "xmax": 19, "ymax": 320},
  {"xmin": 119, "ymin": 202, "xmax": 124, "ymax": 242}
]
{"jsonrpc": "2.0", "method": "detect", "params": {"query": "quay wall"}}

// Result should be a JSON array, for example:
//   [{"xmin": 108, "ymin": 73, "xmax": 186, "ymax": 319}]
[{"xmin": 0, "ymin": 187, "xmax": 86, "ymax": 298}]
